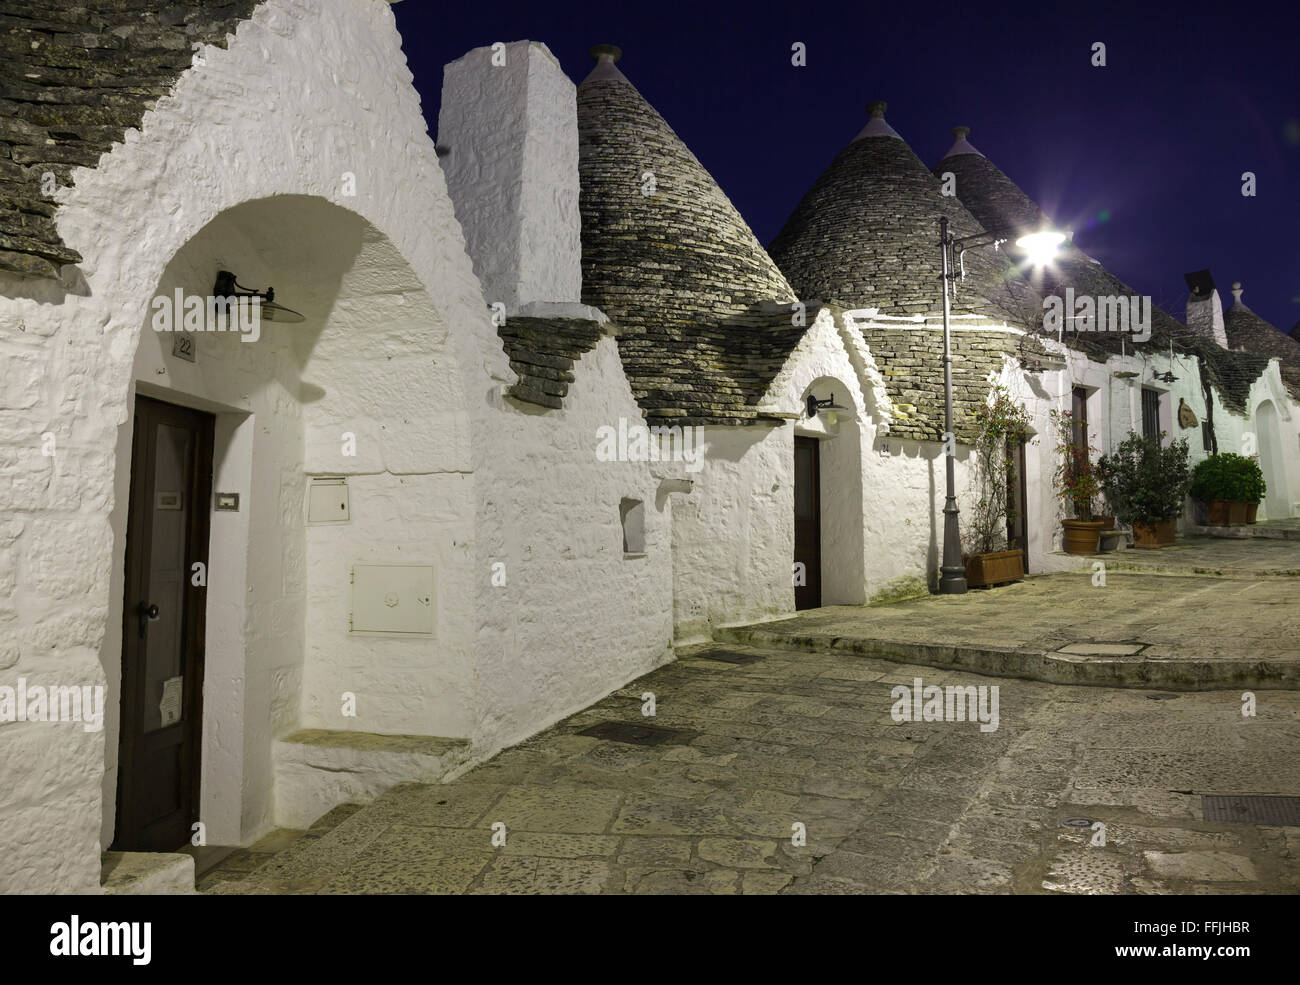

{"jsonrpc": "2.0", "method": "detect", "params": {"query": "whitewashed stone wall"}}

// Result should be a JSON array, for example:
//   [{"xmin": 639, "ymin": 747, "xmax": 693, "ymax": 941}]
[
  {"xmin": 472, "ymin": 334, "xmax": 674, "ymax": 754},
  {"xmin": 0, "ymin": 0, "xmax": 501, "ymax": 892}
]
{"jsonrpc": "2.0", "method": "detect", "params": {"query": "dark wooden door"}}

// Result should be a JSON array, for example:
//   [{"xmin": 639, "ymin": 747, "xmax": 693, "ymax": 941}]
[
  {"xmin": 794, "ymin": 436, "xmax": 821, "ymax": 610},
  {"xmin": 114, "ymin": 396, "xmax": 214, "ymax": 851}
]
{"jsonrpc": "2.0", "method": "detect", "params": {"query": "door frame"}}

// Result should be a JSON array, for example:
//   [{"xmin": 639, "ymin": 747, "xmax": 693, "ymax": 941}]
[
  {"xmin": 794, "ymin": 434, "xmax": 822, "ymax": 610},
  {"xmin": 114, "ymin": 394, "xmax": 214, "ymax": 851}
]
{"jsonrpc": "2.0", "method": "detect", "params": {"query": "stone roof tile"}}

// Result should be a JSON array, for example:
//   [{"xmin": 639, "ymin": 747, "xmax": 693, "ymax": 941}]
[
  {"xmin": 0, "ymin": 0, "xmax": 257, "ymax": 279},
  {"xmin": 576, "ymin": 47, "xmax": 801, "ymax": 426}
]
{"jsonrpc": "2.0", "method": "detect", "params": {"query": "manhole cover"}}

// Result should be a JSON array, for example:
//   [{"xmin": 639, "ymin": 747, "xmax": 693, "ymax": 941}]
[
  {"xmin": 692, "ymin": 648, "xmax": 762, "ymax": 664},
  {"xmin": 577, "ymin": 721, "xmax": 691, "ymax": 746},
  {"xmin": 1060, "ymin": 817, "xmax": 1096, "ymax": 828},
  {"xmin": 1056, "ymin": 642, "xmax": 1147, "ymax": 656},
  {"xmin": 1202, "ymin": 795, "xmax": 1300, "ymax": 826}
]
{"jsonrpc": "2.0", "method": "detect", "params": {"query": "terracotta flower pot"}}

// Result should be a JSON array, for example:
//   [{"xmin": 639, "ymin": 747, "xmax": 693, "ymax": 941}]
[
  {"xmin": 1061, "ymin": 519, "xmax": 1105, "ymax": 555},
  {"xmin": 1228, "ymin": 501, "xmax": 1248, "ymax": 526},
  {"xmin": 1247, "ymin": 502, "xmax": 1259, "ymax": 524},
  {"xmin": 964, "ymin": 549, "xmax": 1024, "ymax": 588},
  {"xmin": 1095, "ymin": 515, "xmax": 1116, "ymax": 530}
]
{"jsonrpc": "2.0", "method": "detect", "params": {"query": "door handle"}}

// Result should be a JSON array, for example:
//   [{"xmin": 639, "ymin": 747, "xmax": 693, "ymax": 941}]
[{"xmin": 137, "ymin": 601, "xmax": 159, "ymax": 638}]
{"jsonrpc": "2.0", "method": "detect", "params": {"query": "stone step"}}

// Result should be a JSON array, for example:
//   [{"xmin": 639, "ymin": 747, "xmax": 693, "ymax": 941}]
[
  {"xmin": 272, "ymin": 729, "xmax": 472, "ymax": 830},
  {"xmin": 101, "ymin": 851, "xmax": 195, "ymax": 895},
  {"xmin": 1187, "ymin": 523, "xmax": 1300, "ymax": 540}
]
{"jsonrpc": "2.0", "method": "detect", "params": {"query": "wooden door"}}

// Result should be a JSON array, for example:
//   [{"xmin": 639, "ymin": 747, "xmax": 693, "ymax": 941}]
[
  {"xmin": 114, "ymin": 396, "xmax": 214, "ymax": 851},
  {"xmin": 794, "ymin": 436, "xmax": 821, "ymax": 610}
]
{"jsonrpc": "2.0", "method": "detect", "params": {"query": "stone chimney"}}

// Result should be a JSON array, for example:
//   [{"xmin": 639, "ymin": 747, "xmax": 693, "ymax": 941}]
[
  {"xmin": 1184, "ymin": 268, "xmax": 1228, "ymax": 348},
  {"xmin": 437, "ymin": 41, "xmax": 581, "ymax": 312}
]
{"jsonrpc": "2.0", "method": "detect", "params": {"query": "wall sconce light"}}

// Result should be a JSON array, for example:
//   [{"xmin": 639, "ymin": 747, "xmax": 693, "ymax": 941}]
[
  {"xmin": 213, "ymin": 270, "xmax": 305, "ymax": 323},
  {"xmin": 805, "ymin": 393, "xmax": 848, "ymax": 419},
  {"xmin": 1153, "ymin": 370, "xmax": 1178, "ymax": 384}
]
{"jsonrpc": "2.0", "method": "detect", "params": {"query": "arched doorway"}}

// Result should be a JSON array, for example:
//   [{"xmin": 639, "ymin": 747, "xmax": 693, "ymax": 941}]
[
  {"xmin": 104, "ymin": 196, "xmax": 476, "ymax": 851},
  {"xmin": 1255, "ymin": 400, "xmax": 1290, "ymax": 521},
  {"xmin": 795, "ymin": 377, "xmax": 866, "ymax": 609}
]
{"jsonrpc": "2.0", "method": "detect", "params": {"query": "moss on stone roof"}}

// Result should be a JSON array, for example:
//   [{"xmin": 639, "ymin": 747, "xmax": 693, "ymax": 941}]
[
  {"xmin": 576, "ymin": 62, "xmax": 803, "ymax": 426},
  {"xmin": 0, "ymin": 0, "xmax": 257, "ymax": 278}
]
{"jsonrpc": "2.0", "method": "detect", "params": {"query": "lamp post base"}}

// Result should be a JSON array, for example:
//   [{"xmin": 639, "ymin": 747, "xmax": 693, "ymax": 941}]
[
  {"xmin": 939, "ymin": 499, "xmax": 967, "ymax": 595},
  {"xmin": 939, "ymin": 566, "xmax": 968, "ymax": 595}
]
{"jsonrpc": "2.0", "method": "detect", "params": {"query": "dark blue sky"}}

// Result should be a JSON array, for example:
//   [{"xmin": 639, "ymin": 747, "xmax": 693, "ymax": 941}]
[{"xmin": 393, "ymin": 0, "xmax": 1299, "ymax": 332}]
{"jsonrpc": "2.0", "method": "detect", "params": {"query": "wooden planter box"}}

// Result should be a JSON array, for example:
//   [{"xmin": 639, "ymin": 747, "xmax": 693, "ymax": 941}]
[
  {"xmin": 964, "ymin": 549, "xmax": 1024, "ymax": 588},
  {"xmin": 1246, "ymin": 502, "xmax": 1259, "ymax": 524},
  {"xmin": 1133, "ymin": 519, "xmax": 1175, "ymax": 548},
  {"xmin": 1207, "ymin": 500, "xmax": 1249, "ymax": 526},
  {"xmin": 1061, "ymin": 519, "xmax": 1105, "ymax": 555}
]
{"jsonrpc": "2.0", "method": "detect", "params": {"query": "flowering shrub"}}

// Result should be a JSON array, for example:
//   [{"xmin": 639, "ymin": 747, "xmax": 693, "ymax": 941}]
[{"xmin": 965, "ymin": 385, "xmax": 1032, "ymax": 555}]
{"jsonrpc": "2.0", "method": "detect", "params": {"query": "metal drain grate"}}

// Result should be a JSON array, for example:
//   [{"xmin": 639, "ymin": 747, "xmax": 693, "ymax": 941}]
[
  {"xmin": 692, "ymin": 648, "xmax": 763, "ymax": 664},
  {"xmin": 1202, "ymin": 795, "xmax": 1300, "ymax": 826},
  {"xmin": 577, "ymin": 721, "xmax": 692, "ymax": 746},
  {"xmin": 1060, "ymin": 817, "xmax": 1096, "ymax": 828}
]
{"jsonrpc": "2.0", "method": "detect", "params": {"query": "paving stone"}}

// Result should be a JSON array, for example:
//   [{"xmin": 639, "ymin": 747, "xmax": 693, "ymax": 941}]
[
  {"xmin": 1143, "ymin": 850, "xmax": 1258, "ymax": 882},
  {"xmin": 210, "ymin": 635, "xmax": 1300, "ymax": 895}
]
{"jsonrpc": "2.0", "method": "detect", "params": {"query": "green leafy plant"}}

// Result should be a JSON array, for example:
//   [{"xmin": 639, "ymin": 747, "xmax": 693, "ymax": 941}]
[
  {"xmin": 1097, "ymin": 431, "xmax": 1192, "ymax": 525},
  {"xmin": 964, "ymin": 385, "xmax": 1032, "ymax": 556},
  {"xmin": 1049, "ymin": 407, "xmax": 1100, "ymax": 521},
  {"xmin": 1189, "ymin": 453, "xmax": 1265, "ymax": 504}
]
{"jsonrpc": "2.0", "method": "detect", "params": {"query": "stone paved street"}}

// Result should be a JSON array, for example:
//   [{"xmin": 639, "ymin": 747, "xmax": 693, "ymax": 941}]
[
  {"xmin": 203, "ymin": 639, "xmax": 1300, "ymax": 895},
  {"xmin": 720, "ymin": 571, "xmax": 1300, "ymax": 688}
]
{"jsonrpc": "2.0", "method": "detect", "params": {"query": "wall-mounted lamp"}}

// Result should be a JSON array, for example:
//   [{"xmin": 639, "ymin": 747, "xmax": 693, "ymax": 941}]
[
  {"xmin": 213, "ymin": 270, "xmax": 305, "ymax": 323},
  {"xmin": 805, "ymin": 393, "xmax": 848, "ymax": 419},
  {"xmin": 1153, "ymin": 370, "xmax": 1178, "ymax": 384}
]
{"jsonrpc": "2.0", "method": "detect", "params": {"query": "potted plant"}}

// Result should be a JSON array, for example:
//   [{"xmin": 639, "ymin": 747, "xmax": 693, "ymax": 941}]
[
  {"xmin": 1097, "ymin": 432, "xmax": 1192, "ymax": 548},
  {"xmin": 962, "ymin": 385, "xmax": 1031, "ymax": 587},
  {"xmin": 1050, "ymin": 408, "xmax": 1104, "ymax": 554},
  {"xmin": 1242, "ymin": 459, "xmax": 1266, "ymax": 524},
  {"xmin": 1189, "ymin": 453, "xmax": 1262, "ymax": 527}
]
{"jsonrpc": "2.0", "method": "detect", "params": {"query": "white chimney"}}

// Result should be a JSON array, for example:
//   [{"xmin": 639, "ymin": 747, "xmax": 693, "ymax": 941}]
[
  {"xmin": 1184, "ymin": 269, "xmax": 1227, "ymax": 348},
  {"xmin": 437, "ymin": 41, "xmax": 582, "ymax": 312}
]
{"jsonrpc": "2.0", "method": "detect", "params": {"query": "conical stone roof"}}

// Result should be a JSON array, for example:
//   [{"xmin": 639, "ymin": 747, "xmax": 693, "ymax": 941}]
[
  {"xmin": 577, "ymin": 46, "xmax": 802, "ymax": 426},
  {"xmin": 934, "ymin": 129, "xmax": 1273, "ymax": 412},
  {"xmin": 1224, "ymin": 284, "xmax": 1300, "ymax": 395},
  {"xmin": 768, "ymin": 104, "xmax": 1034, "ymax": 324}
]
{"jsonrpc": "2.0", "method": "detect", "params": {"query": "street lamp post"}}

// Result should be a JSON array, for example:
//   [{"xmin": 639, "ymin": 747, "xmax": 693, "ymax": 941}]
[
  {"xmin": 937, "ymin": 217, "xmax": 967, "ymax": 594},
  {"xmin": 935, "ymin": 218, "xmax": 1066, "ymax": 596}
]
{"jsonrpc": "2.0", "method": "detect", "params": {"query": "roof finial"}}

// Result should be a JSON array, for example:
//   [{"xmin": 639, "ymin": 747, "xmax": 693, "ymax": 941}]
[
  {"xmin": 853, "ymin": 101, "xmax": 900, "ymax": 140},
  {"xmin": 941, "ymin": 125, "xmax": 983, "ymax": 159},
  {"xmin": 1231, "ymin": 281, "xmax": 1244, "ymax": 305},
  {"xmin": 590, "ymin": 44, "xmax": 622, "ymax": 62}
]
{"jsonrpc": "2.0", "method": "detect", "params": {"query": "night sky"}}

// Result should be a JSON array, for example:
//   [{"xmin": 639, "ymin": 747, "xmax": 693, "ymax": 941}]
[{"xmin": 392, "ymin": 0, "xmax": 1298, "ymax": 333}]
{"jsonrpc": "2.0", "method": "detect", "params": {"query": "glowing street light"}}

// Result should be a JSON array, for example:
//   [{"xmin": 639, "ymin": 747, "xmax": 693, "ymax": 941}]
[{"xmin": 1015, "ymin": 229, "xmax": 1067, "ymax": 267}]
